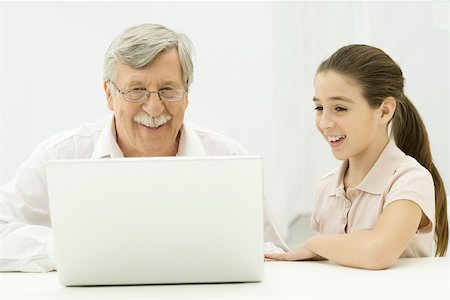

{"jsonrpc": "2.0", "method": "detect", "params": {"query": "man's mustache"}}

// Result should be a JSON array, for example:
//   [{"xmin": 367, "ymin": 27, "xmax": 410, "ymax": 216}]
[{"xmin": 133, "ymin": 111, "xmax": 172, "ymax": 128}]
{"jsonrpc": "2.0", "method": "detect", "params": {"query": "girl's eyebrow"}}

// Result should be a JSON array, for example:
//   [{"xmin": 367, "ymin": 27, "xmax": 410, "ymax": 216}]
[
  {"xmin": 329, "ymin": 96, "xmax": 355, "ymax": 103},
  {"xmin": 313, "ymin": 96, "xmax": 354, "ymax": 103}
]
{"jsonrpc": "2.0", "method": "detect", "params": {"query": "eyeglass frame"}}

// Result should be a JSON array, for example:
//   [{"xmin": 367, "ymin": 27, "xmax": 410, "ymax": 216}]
[{"xmin": 107, "ymin": 80, "xmax": 187, "ymax": 103}]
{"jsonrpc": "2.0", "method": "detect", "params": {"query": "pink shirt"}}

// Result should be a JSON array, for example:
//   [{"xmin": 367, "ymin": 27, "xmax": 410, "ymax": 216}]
[{"xmin": 311, "ymin": 140, "xmax": 435, "ymax": 257}]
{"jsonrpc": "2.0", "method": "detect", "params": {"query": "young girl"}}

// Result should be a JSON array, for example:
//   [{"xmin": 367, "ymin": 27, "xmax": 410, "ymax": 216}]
[{"xmin": 265, "ymin": 44, "xmax": 448, "ymax": 269}]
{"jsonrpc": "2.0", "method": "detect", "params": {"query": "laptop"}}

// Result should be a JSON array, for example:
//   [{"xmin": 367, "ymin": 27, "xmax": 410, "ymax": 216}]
[{"xmin": 46, "ymin": 156, "xmax": 264, "ymax": 286}]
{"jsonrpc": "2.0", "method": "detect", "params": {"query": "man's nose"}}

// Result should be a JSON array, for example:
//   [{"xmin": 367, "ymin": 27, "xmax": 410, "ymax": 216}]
[{"xmin": 141, "ymin": 93, "xmax": 165, "ymax": 117}]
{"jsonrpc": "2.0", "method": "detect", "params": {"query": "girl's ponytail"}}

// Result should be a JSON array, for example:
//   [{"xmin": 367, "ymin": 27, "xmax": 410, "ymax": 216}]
[{"xmin": 392, "ymin": 95, "xmax": 448, "ymax": 257}]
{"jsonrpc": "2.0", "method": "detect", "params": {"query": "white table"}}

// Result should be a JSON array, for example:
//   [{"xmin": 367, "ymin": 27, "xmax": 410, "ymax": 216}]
[{"xmin": 1, "ymin": 257, "xmax": 448, "ymax": 299}]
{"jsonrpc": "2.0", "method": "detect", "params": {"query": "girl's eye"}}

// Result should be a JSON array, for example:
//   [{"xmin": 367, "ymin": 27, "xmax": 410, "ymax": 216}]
[
  {"xmin": 335, "ymin": 106, "xmax": 347, "ymax": 112},
  {"xmin": 314, "ymin": 106, "xmax": 323, "ymax": 111}
]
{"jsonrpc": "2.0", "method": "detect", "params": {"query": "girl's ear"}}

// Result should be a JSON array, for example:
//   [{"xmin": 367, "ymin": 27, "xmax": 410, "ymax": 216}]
[{"xmin": 379, "ymin": 97, "xmax": 396, "ymax": 124}]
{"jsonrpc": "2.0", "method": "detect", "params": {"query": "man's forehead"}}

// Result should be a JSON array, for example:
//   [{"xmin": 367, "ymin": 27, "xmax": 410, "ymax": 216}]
[
  {"xmin": 115, "ymin": 70, "xmax": 181, "ymax": 86},
  {"xmin": 115, "ymin": 61, "xmax": 183, "ymax": 86},
  {"xmin": 123, "ymin": 77, "xmax": 181, "ymax": 86}
]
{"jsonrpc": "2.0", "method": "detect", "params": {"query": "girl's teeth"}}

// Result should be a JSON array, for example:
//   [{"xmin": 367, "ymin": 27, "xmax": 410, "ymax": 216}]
[{"xmin": 328, "ymin": 135, "xmax": 346, "ymax": 142}]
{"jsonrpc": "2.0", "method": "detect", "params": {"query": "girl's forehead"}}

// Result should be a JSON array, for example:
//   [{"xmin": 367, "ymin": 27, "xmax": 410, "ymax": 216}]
[{"xmin": 314, "ymin": 71, "xmax": 365, "ymax": 103}]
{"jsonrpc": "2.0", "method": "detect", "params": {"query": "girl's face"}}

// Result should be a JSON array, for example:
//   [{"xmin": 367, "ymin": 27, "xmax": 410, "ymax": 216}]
[{"xmin": 313, "ymin": 71, "xmax": 387, "ymax": 162}]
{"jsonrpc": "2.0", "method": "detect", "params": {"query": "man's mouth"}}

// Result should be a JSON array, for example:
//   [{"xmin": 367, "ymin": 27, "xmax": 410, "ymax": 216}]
[{"xmin": 139, "ymin": 122, "xmax": 165, "ymax": 129}]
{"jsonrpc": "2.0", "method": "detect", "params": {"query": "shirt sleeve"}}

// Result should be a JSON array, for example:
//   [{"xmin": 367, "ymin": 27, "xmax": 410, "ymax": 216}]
[
  {"xmin": 384, "ymin": 159, "xmax": 435, "ymax": 234},
  {"xmin": 310, "ymin": 188, "xmax": 321, "ymax": 232},
  {"xmin": 263, "ymin": 201, "xmax": 289, "ymax": 251},
  {"xmin": 0, "ymin": 143, "xmax": 56, "ymax": 272},
  {"xmin": 0, "ymin": 222, "xmax": 55, "ymax": 272},
  {"xmin": 310, "ymin": 174, "xmax": 332, "ymax": 233}
]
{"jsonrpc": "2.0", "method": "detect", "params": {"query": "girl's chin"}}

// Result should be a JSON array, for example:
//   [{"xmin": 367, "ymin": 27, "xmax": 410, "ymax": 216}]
[{"xmin": 331, "ymin": 150, "xmax": 349, "ymax": 161}]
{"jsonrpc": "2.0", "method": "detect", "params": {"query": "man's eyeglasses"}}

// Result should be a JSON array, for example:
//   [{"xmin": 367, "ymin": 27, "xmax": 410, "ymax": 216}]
[{"xmin": 108, "ymin": 80, "xmax": 187, "ymax": 103}]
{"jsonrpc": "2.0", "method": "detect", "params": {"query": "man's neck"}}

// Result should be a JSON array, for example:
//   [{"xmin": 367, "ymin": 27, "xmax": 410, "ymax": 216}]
[{"xmin": 119, "ymin": 135, "xmax": 180, "ymax": 157}]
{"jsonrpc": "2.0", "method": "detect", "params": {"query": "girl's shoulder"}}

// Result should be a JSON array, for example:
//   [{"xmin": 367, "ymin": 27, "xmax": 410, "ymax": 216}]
[
  {"xmin": 389, "ymin": 155, "xmax": 433, "ymax": 188},
  {"xmin": 315, "ymin": 165, "xmax": 342, "ymax": 193},
  {"xmin": 317, "ymin": 167, "xmax": 339, "ymax": 183}
]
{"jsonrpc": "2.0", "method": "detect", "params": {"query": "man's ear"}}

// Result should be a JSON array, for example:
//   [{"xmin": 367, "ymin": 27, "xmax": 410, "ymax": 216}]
[
  {"xmin": 104, "ymin": 81, "xmax": 114, "ymax": 111},
  {"xmin": 379, "ymin": 96, "xmax": 396, "ymax": 124}
]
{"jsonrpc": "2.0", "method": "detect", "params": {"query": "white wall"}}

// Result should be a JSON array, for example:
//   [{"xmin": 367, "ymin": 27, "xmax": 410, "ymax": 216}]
[{"xmin": 0, "ymin": 2, "xmax": 449, "ymax": 237}]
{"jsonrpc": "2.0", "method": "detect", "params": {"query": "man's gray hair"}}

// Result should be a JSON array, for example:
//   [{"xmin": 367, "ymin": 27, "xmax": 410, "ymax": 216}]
[{"xmin": 103, "ymin": 23, "xmax": 194, "ymax": 89}]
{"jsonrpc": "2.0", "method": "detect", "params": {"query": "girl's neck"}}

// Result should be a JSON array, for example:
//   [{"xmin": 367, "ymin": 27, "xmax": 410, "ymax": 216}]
[{"xmin": 344, "ymin": 135, "xmax": 390, "ymax": 189}]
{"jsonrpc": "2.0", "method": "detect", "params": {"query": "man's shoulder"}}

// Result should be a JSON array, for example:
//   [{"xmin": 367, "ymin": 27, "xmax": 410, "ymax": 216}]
[
  {"xmin": 40, "ymin": 117, "xmax": 108, "ymax": 157},
  {"xmin": 187, "ymin": 123, "xmax": 249, "ymax": 155}
]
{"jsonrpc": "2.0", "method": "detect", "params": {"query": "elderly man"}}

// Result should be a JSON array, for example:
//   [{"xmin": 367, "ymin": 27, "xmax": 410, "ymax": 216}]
[{"xmin": 0, "ymin": 24, "xmax": 288, "ymax": 272}]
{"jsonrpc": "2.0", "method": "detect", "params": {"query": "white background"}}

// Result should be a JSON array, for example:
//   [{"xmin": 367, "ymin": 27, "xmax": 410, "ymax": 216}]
[{"xmin": 0, "ymin": 1, "xmax": 449, "ymax": 237}]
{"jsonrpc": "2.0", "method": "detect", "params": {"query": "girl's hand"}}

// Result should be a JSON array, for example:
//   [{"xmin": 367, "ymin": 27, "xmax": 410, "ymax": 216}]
[{"xmin": 265, "ymin": 244, "xmax": 322, "ymax": 261}]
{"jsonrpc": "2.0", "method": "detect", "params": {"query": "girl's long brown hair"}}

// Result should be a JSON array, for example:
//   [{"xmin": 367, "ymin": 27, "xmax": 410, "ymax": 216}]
[{"xmin": 317, "ymin": 44, "xmax": 448, "ymax": 256}]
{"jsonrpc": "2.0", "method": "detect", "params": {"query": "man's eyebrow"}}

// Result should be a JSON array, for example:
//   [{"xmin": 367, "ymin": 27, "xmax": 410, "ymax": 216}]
[
  {"xmin": 160, "ymin": 79, "xmax": 181, "ymax": 86},
  {"xmin": 126, "ymin": 79, "xmax": 145, "ymax": 86},
  {"xmin": 126, "ymin": 79, "xmax": 180, "ymax": 86}
]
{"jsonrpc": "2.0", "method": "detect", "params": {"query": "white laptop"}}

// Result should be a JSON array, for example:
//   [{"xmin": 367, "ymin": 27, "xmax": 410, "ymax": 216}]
[{"xmin": 46, "ymin": 156, "xmax": 264, "ymax": 286}]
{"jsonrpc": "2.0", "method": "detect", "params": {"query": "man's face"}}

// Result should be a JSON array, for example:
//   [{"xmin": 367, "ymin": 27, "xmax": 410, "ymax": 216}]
[{"xmin": 105, "ymin": 48, "xmax": 188, "ymax": 157}]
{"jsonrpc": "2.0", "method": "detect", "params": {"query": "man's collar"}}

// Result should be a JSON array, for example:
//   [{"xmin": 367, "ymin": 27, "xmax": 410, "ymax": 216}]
[
  {"xmin": 176, "ymin": 122, "xmax": 207, "ymax": 156},
  {"xmin": 90, "ymin": 115, "xmax": 206, "ymax": 158},
  {"xmin": 90, "ymin": 115, "xmax": 124, "ymax": 159},
  {"xmin": 329, "ymin": 139, "xmax": 405, "ymax": 196}
]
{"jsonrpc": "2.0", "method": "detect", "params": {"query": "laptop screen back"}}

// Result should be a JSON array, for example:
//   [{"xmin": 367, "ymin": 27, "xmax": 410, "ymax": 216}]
[{"xmin": 46, "ymin": 156, "xmax": 264, "ymax": 286}]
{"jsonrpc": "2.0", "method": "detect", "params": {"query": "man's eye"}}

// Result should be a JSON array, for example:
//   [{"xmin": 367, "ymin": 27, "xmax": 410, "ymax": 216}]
[
  {"xmin": 131, "ymin": 88, "xmax": 146, "ymax": 91},
  {"xmin": 160, "ymin": 87, "xmax": 174, "ymax": 91}
]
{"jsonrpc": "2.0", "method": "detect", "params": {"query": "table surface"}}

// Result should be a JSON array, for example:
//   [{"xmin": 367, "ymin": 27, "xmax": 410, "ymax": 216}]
[{"xmin": 1, "ymin": 257, "xmax": 449, "ymax": 299}]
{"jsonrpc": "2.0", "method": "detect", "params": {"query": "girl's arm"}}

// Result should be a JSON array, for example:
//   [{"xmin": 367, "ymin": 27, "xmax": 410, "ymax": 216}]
[{"xmin": 265, "ymin": 200, "xmax": 423, "ymax": 270}]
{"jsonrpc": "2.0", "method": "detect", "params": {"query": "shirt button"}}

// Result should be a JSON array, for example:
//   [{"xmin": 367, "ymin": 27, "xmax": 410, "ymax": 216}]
[{"xmin": 349, "ymin": 190, "xmax": 359, "ymax": 198}]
